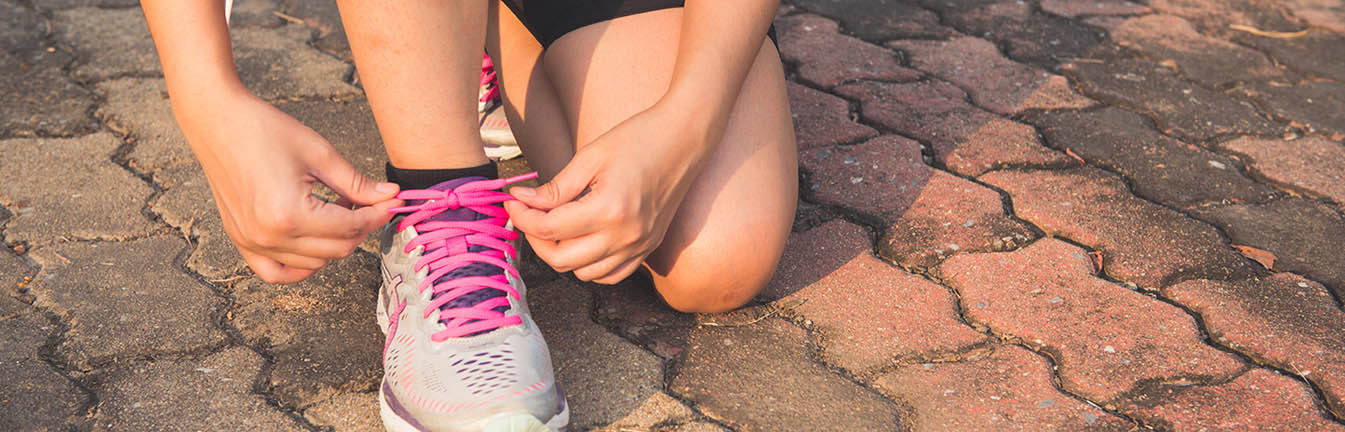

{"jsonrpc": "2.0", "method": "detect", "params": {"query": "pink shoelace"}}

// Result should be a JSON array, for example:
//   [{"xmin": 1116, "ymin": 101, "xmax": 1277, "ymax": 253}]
[
  {"xmin": 480, "ymin": 53, "xmax": 500, "ymax": 106},
  {"xmin": 388, "ymin": 173, "xmax": 537, "ymax": 341}
]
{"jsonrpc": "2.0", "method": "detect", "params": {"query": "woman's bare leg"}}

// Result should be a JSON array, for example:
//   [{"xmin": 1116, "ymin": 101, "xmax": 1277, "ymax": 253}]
[
  {"xmin": 492, "ymin": 8, "xmax": 797, "ymax": 313},
  {"xmin": 336, "ymin": 0, "xmax": 490, "ymax": 169},
  {"xmin": 484, "ymin": 1, "xmax": 574, "ymax": 179}
]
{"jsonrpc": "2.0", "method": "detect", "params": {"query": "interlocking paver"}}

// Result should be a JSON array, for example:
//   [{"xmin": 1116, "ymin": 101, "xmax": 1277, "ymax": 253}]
[
  {"xmin": 231, "ymin": 25, "xmax": 359, "ymax": 100},
  {"xmin": 0, "ymin": 49, "xmax": 97, "ymax": 137},
  {"xmin": 276, "ymin": 99, "xmax": 386, "ymax": 181},
  {"xmin": 1119, "ymin": 368, "xmax": 1344, "ymax": 431},
  {"xmin": 781, "ymin": 245, "xmax": 989, "ymax": 373},
  {"xmin": 1039, "ymin": 0, "xmax": 1151, "ymax": 18},
  {"xmin": 1268, "ymin": 0, "xmax": 1345, "ymax": 35},
  {"xmin": 787, "ymin": 82, "xmax": 878, "ymax": 150},
  {"xmin": 760, "ymin": 220, "xmax": 871, "ymax": 301},
  {"xmin": 29, "ymin": 0, "xmax": 137, "ymax": 11},
  {"xmin": 304, "ymin": 392, "xmax": 381, "ymax": 432},
  {"xmin": 889, "ymin": 36, "xmax": 1094, "ymax": 115},
  {"xmin": 228, "ymin": 252, "xmax": 382, "ymax": 409},
  {"xmin": 1061, "ymin": 57, "xmax": 1280, "ymax": 142},
  {"xmin": 1236, "ymin": 31, "xmax": 1345, "ymax": 82},
  {"xmin": 0, "ymin": 295, "xmax": 87, "ymax": 432},
  {"xmin": 1025, "ymin": 107, "xmax": 1279, "ymax": 208},
  {"xmin": 0, "ymin": 0, "xmax": 46, "ymax": 53},
  {"xmin": 229, "ymin": 0, "xmax": 284, "ymax": 28},
  {"xmin": 1146, "ymin": 0, "xmax": 1305, "ymax": 38},
  {"xmin": 1221, "ymin": 136, "xmax": 1345, "ymax": 205},
  {"xmin": 933, "ymin": 0, "xmax": 1105, "ymax": 68},
  {"xmin": 90, "ymin": 347, "xmax": 305, "ymax": 431},
  {"xmin": 1110, "ymin": 15, "xmax": 1283, "ymax": 87},
  {"xmin": 937, "ymin": 238, "xmax": 1247, "ymax": 403},
  {"xmin": 1236, "ymin": 80, "xmax": 1345, "ymax": 137},
  {"xmin": 670, "ymin": 319, "xmax": 904, "ymax": 431},
  {"xmin": 150, "ymin": 165, "xmax": 247, "ymax": 280},
  {"xmin": 873, "ymin": 345, "xmax": 1132, "ymax": 431},
  {"xmin": 589, "ymin": 392, "xmax": 697, "ymax": 432},
  {"xmin": 980, "ymin": 168, "xmax": 1260, "ymax": 288},
  {"xmin": 835, "ymin": 80, "xmax": 1072, "ymax": 177},
  {"xmin": 0, "ymin": 133, "xmax": 156, "ymax": 245},
  {"xmin": 799, "ymin": 136, "xmax": 1035, "ymax": 269},
  {"xmin": 777, "ymin": 14, "xmax": 920, "ymax": 89},
  {"xmin": 787, "ymin": 0, "xmax": 956, "ymax": 41},
  {"xmin": 28, "ymin": 236, "xmax": 228, "ymax": 370},
  {"xmin": 280, "ymin": 0, "xmax": 353, "ymax": 61},
  {"xmin": 1193, "ymin": 199, "xmax": 1345, "ymax": 300},
  {"xmin": 594, "ymin": 275, "xmax": 696, "ymax": 360},
  {"xmin": 52, "ymin": 7, "xmax": 160, "ymax": 81},
  {"xmin": 531, "ymin": 279, "xmax": 665, "ymax": 429},
  {"xmin": 97, "ymin": 78, "xmax": 195, "ymax": 174},
  {"xmin": 1166, "ymin": 273, "xmax": 1345, "ymax": 416}
]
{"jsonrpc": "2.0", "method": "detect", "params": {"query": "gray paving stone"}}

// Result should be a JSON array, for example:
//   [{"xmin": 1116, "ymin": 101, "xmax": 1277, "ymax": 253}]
[
  {"xmin": 1061, "ymin": 57, "xmax": 1279, "ymax": 142},
  {"xmin": 1280, "ymin": 0, "xmax": 1345, "ymax": 35},
  {"xmin": 1025, "ymin": 107, "xmax": 1280, "ymax": 208},
  {"xmin": 1, "ymin": 249, "xmax": 33, "ymax": 317},
  {"xmin": 29, "ymin": 0, "xmax": 138, "ymax": 11},
  {"xmin": 28, "ymin": 236, "xmax": 228, "ymax": 370},
  {"xmin": 96, "ymin": 78, "xmax": 195, "ymax": 174},
  {"xmin": 281, "ymin": 0, "xmax": 352, "ymax": 61},
  {"xmin": 304, "ymin": 391, "xmax": 382, "ymax": 432},
  {"xmin": 0, "ymin": 0, "xmax": 45, "ymax": 53},
  {"xmin": 228, "ymin": 252, "xmax": 382, "ymax": 409},
  {"xmin": 150, "ymin": 165, "xmax": 247, "ymax": 281},
  {"xmin": 1110, "ymin": 15, "xmax": 1283, "ymax": 87},
  {"xmin": 232, "ymin": 25, "xmax": 359, "ymax": 100},
  {"xmin": 938, "ymin": 0, "xmax": 1105, "ymax": 68},
  {"xmin": 1193, "ymin": 199, "xmax": 1345, "ymax": 301},
  {"xmin": 276, "ymin": 98, "xmax": 385, "ymax": 181},
  {"xmin": 53, "ymin": 7, "xmax": 160, "ymax": 81},
  {"xmin": 787, "ymin": 0, "xmax": 957, "ymax": 41},
  {"xmin": 835, "ymin": 80, "xmax": 1071, "ymax": 177},
  {"xmin": 889, "ymin": 36, "xmax": 1095, "ymax": 115},
  {"xmin": 1, "ymin": 49, "xmax": 98, "ymax": 137},
  {"xmin": 670, "ymin": 319, "xmax": 904, "ymax": 431},
  {"xmin": 0, "ymin": 133, "xmax": 156, "ymax": 245},
  {"xmin": 1039, "ymin": 0, "xmax": 1151, "ymax": 18},
  {"xmin": 229, "ymin": 0, "xmax": 284, "ymax": 27},
  {"xmin": 1236, "ymin": 80, "xmax": 1345, "ymax": 137},
  {"xmin": 0, "ymin": 296, "xmax": 87, "ymax": 432},
  {"xmin": 589, "ymin": 392, "xmax": 697, "ymax": 432},
  {"xmin": 1148, "ymin": 0, "xmax": 1313, "ymax": 38},
  {"xmin": 90, "ymin": 347, "xmax": 305, "ymax": 431},
  {"xmin": 777, "ymin": 14, "xmax": 921, "ymax": 89},
  {"xmin": 1235, "ymin": 31, "xmax": 1345, "ymax": 83},
  {"xmin": 531, "ymin": 279, "xmax": 665, "ymax": 429}
]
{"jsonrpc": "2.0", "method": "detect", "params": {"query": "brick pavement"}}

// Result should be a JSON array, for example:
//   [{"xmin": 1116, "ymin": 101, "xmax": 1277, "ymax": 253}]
[{"xmin": 3, "ymin": 0, "xmax": 1345, "ymax": 430}]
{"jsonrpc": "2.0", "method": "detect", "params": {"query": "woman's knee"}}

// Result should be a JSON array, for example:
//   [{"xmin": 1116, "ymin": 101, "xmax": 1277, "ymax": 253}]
[{"xmin": 649, "ymin": 240, "xmax": 784, "ymax": 314}]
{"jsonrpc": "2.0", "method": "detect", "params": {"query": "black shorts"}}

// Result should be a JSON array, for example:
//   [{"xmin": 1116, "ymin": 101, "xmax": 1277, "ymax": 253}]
[{"xmin": 501, "ymin": 0, "xmax": 777, "ymax": 48}]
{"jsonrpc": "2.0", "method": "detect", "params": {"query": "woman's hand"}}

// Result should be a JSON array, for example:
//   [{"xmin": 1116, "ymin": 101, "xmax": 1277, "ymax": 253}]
[
  {"xmin": 175, "ymin": 90, "xmax": 401, "ymax": 284},
  {"xmin": 504, "ymin": 102, "xmax": 713, "ymax": 284}
]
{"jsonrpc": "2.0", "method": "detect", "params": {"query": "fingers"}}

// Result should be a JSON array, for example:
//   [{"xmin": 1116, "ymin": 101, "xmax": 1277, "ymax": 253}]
[
  {"xmin": 298, "ymin": 196, "xmax": 399, "ymax": 239},
  {"xmin": 528, "ymin": 233, "xmax": 610, "ymax": 273},
  {"xmin": 305, "ymin": 145, "xmax": 400, "ymax": 206},
  {"xmin": 574, "ymin": 255, "xmax": 643, "ymax": 285},
  {"xmin": 240, "ymin": 249, "xmax": 319, "ymax": 284},
  {"xmin": 275, "ymin": 236, "xmax": 363, "ymax": 260},
  {"xmin": 505, "ymin": 199, "xmax": 603, "ymax": 242},
  {"xmin": 509, "ymin": 156, "xmax": 594, "ymax": 210},
  {"xmin": 593, "ymin": 259, "xmax": 645, "ymax": 285}
]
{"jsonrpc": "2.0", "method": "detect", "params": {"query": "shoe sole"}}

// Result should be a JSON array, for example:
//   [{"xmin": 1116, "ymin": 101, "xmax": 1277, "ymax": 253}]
[{"xmin": 376, "ymin": 289, "xmax": 569, "ymax": 432}]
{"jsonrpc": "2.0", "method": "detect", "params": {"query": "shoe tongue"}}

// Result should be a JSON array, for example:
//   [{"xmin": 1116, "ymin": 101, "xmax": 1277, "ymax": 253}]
[{"xmin": 419, "ymin": 176, "xmax": 510, "ymax": 335}]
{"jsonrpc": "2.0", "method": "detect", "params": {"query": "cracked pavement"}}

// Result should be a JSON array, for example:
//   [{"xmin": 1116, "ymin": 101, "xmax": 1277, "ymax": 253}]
[{"xmin": 3, "ymin": 0, "xmax": 1345, "ymax": 430}]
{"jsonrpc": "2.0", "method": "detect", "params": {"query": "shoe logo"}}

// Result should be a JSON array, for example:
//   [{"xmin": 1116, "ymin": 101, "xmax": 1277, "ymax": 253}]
[{"xmin": 381, "ymin": 264, "xmax": 408, "ymax": 354}]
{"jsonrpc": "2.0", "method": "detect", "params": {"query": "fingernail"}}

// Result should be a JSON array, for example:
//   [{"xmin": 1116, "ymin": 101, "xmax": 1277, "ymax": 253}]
[
  {"xmin": 375, "ymin": 183, "xmax": 397, "ymax": 194},
  {"xmin": 512, "ymin": 187, "xmax": 535, "ymax": 198}
]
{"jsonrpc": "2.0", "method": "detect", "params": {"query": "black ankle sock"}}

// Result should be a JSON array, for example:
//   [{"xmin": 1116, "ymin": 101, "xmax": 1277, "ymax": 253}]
[{"xmin": 385, "ymin": 161, "xmax": 498, "ymax": 191}]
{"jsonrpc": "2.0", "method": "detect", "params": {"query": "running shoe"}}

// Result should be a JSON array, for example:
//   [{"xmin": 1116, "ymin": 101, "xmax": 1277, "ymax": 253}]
[
  {"xmin": 378, "ymin": 173, "xmax": 568, "ymax": 432},
  {"xmin": 479, "ymin": 53, "xmax": 523, "ymax": 160}
]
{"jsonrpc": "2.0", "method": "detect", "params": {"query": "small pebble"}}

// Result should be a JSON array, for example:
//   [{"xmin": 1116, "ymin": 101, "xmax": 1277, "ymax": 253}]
[
  {"xmin": 1103, "ymin": 345, "xmax": 1116, "ymax": 353},
  {"xmin": 1049, "ymin": 297, "xmax": 1063, "ymax": 303},
  {"xmin": 1082, "ymin": 413, "xmax": 1099, "ymax": 425},
  {"xmin": 1036, "ymin": 398, "xmax": 1054, "ymax": 408},
  {"xmin": 850, "ymin": 177, "xmax": 864, "ymax": 184},
  {"xmin": 1207, "ymin": 160, "xmax": 1227, "ymax": 169},
  {"xmin": 963, "ymin": 220, "xmax": 975, "ymax": 228}
]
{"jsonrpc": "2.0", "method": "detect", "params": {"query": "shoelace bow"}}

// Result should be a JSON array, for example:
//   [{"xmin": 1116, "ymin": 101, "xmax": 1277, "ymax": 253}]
[
  {"xmin": 388, "ymin": 173, "xmax": 537, "ymax": 341},
  {"xmin": 480, "ymin": 53, "xmax": 500, "ymax": 105}
]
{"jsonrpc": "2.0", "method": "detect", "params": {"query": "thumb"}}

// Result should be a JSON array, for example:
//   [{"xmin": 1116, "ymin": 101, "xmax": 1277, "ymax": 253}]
[
  {"xmin": 308, "ymin": 148, "xmax": 399, "ymax": 206},
  {"xmin": 511, "ymin": 161, "xmax": 593, "ymax": 211}
]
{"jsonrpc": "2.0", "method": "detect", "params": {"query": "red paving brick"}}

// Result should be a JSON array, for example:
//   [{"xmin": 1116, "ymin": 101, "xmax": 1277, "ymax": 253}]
[
  {"xmin": 777, "ymin": 14, "xmax": 920, "ymax": 89},
  {"xmin": 1221, "ymin": 136, "xmax": 1345, "ymax": 205},
  {"xmin": 889, "ymin": 36, "xmax": 1094, "ymax": 115},
  {"xmin": 786, "ymin": 82, "xmax": 877, "ymax": 150},
  {"xmin": 761, "ymin": 220, "xmax": 873, "ymax": 301},
  {"xmin": 937, "ymin": 238, "xmax": 1246, "ymax": 403},
  {"xmin": 1145, "ymin": 0, "xmax": 1305, "ymax": 38},
  {"xmin": 1121, "ymin": 368, "xmax": 1345, "ymax": 431},
  {"xmin": 799, "ymin": 136, "xmax": 1034, "ymax": 269},
  {"xmin": 1166, "ymin": 273, "xmax": 1345, "ymax": 417},
  {"xmin": 980, "ymin": 168, "xmax": 1259, "ymax": 288},
  {"xmin": 873, "ymin": 345, "xmax": 1133, "ymax": 431},
  {"xmin": 835, "ymin": 80, "xmax": 1072, "ymax": 177},
  {"xmin": 934, "ymin": 0, "xmax": 1105, "ymax": 68},
  {"xmin": 781, "ymin": 249, "xmax": 988, "ymax": 374},
  {"xmin": 1110, "ymin": 15, "xmax": 1282, "ymax": 86}
]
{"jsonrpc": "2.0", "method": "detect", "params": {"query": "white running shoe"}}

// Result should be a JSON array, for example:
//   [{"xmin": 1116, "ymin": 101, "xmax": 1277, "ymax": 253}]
[
  {"xmin": 479, "ymin": 53, "xmax": 523, "ymax": 161},
  {"xmin": 377, "ymin": 174, "xmax": 567, "ymax": 432}
]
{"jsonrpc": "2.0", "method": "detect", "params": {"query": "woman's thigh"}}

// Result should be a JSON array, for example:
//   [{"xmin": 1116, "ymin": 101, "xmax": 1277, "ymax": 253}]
[{"xmin": 537, "ymin": 8, "xmax": 798, "ymax": 312}]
